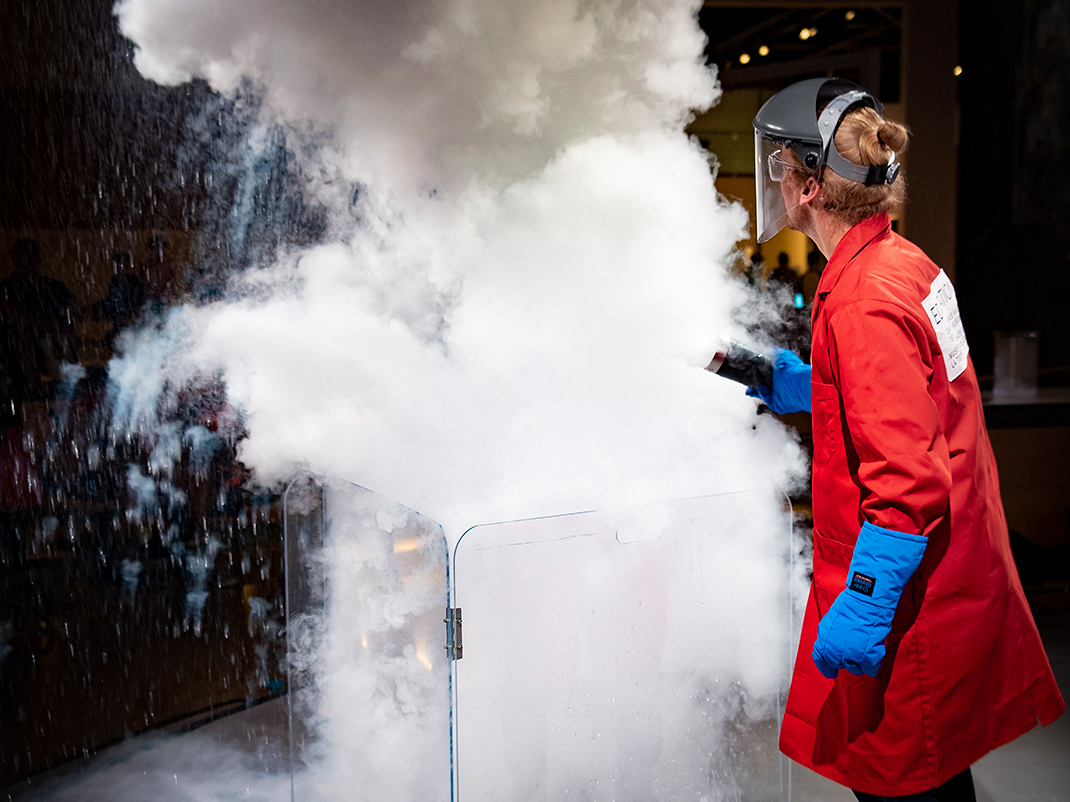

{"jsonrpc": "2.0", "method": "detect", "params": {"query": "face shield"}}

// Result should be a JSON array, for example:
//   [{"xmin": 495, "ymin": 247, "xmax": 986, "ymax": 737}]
[
  {"xmin": 754, "ymin": 131, "xmax": 798, "ymax": 244},
  {"xmin": 752, "ymin": 77, "xmax": 886, "ymax": 243}
]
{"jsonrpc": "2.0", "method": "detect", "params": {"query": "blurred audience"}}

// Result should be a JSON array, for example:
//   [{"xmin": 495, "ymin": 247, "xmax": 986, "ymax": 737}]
[{"xmin": 0, "ymin": 239, "xmax": 81, "ymax": 399}]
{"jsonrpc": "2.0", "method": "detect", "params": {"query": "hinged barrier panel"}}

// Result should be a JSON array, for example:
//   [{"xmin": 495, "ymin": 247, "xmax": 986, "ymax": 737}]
[
  {"xmin": 7, "ymin": 481, "xmax": 792, "ymax": 801},
  {"xmin": 284, "ymin": 479, "xmax": 452, "ymax": 802},
  {"xmin": 446, "ymin": 607, "xmax": 463, "ymax": 662},
  {"xmin": 451, "ymin": 490, "xmax": 793, "ymax": 802}
]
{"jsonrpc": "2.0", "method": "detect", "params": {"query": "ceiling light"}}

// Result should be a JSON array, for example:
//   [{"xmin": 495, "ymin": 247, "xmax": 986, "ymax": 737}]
[
  {"xmin": 845, "ymin": 10, "xmax": 856, "ymax": 21},
  {"xmin": 739, "ymin": 52, "xmax": 751, "ymax": 64},
  {"xmin": 758, "ymin": 45, "xmax": 770, "ymax": 56},
  {"xmin": 799, "ymin": 28, "xmax": 810, "ymax": 40},
  {"xmin": 953, "ymin": 65, "xmax": 963, "ymax": 76}
]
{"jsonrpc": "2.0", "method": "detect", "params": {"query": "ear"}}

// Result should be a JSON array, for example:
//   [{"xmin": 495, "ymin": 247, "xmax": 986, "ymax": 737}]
[{"xmin": 798, "ymin": 177, "xmax": 821, "ymax": 205}]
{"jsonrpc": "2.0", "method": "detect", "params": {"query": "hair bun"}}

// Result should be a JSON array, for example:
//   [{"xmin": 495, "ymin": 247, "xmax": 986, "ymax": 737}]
[
  {"xmin": 877, "ymin": 120, "xmax": 909, "ymax": 154},
  {"xmin": 846, "ymin": 111, "xmax": 910, "ymax": 166},
  {"xmin": 822, "ymin": 107, "xmax": 911, "ymax": 225}
]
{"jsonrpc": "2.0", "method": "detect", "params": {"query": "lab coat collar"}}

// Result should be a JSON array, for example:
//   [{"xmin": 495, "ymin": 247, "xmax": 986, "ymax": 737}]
[{"xmin": 811, "ymin": 212, "xmax": 892, "ymax": 325}]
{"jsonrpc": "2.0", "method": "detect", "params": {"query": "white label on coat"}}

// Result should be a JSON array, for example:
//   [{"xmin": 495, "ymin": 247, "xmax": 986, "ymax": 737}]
[{"xmin": 923, "ymin": 270, "xmax": 969, "ymax": 381}]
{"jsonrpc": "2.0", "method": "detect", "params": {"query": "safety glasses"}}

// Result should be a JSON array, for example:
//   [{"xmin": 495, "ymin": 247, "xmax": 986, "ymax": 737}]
[{"xmin": 767, "ymin": 149, "xmax": 797, "ymax": 183}]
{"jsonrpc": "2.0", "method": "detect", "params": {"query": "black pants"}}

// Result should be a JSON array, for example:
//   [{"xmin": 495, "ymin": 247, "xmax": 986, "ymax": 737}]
[{"xmin": 853, "ymin": 768, "xmax": 976, "ymax": 802}]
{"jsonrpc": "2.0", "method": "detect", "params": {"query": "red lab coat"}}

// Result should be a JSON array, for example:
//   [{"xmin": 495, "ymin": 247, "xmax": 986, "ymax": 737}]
[{"xmin": 778, "ymin": 212, "xmax": 1065, "ymax": 796}]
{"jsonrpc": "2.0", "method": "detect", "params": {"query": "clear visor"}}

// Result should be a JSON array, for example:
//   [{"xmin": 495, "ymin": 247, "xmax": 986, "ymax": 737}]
[{"xmin": 754, "ymin": 132, "xmax": 795, "ymax": 244}]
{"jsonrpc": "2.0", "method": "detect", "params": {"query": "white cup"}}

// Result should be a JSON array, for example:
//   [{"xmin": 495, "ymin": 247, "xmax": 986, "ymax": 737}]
[{"xmin": 993, "ymin": 330, "xmax": 1040, "ymax": 398}]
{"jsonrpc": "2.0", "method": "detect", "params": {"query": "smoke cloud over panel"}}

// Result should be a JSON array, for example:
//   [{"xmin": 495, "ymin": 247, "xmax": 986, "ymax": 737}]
[
  {"xmin": 112, "ymin": 0, "xmax": 804, "ymax": 534},
  {"xmin": 104, "ymin": 1, "xmax": 806, "ymax": 798}
]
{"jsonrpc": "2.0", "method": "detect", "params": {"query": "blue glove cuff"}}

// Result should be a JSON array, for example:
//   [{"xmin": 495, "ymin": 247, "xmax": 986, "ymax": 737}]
[
  {"xmin": 748, "ymin": 349, "xmax": 811, "ymax": 414},
  {"xmin": 846, "ymin": 522, "xmax": 927, "ymax": 609},
  {"xmin": 774, "ymin": 349, "xmax": 812, "ymax": 414}
]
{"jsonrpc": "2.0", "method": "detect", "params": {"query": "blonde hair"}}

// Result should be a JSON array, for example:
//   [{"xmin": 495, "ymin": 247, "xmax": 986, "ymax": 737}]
[{"xmin": 790, "ymin": 107, "xmax": 911, "ymax": 225}]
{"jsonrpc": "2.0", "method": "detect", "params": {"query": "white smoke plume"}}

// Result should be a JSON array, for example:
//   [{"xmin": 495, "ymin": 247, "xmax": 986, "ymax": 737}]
[
  {"xmin": 116, "ymin": 0, "xmax": 717, "ymax": 195},
  {"xmin": 112, "ymin": 0, "xmax": 804, "ymax": 535},
  {"xmin": 104, "ymin": 0, "xmax": 807, "ymax": 799}
]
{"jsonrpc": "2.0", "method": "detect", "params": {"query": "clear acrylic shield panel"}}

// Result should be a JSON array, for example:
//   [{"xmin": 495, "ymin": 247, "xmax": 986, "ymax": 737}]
[
  {"xmin": 452, "ymin": 490, "xmax": 794, "ymax": 802},
  {"xmin": 284, "ymin": 478, "xmax": 452, "ymax": 802}
]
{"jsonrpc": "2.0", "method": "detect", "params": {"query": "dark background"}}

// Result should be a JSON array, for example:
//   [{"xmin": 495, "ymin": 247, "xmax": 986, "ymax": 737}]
[
  {"xmin": 0, "ymin": 0, "xmax": 1066, "ymax": 790},
  {"xmin": 957, "ymin": 0, "xmax": 1070, "ymax": 379}
]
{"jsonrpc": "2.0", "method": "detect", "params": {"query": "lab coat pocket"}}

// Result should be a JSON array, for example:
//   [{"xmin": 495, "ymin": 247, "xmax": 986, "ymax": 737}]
[
  {"xmin": 811, "ymin": 380, "xmax": 841, "ymax": 468},
  {"xmin": 811, "ymin": 527, "xmax": 852, "ymax": 616}
]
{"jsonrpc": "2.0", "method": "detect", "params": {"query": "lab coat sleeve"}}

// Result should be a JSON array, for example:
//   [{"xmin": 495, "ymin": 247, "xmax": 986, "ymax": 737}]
[{"xmin": 826, "ymin": 299, "xmax": 952, "ymax": 537}]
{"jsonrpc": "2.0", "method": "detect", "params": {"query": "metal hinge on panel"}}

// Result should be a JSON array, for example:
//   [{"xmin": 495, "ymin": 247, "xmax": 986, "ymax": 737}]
[{"xmin": 445, "ymin": 607, "xmax": 463, "ymax": 661}]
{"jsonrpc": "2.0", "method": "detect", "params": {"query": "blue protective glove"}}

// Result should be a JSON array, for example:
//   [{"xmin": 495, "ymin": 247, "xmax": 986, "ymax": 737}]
[
  {"xmin": 812, "ymin": 522, "xmax": 927, "ymax": 679},
  {"xmin": 745, "ymin": 349, "xmax": 812, "ymax": 414}
]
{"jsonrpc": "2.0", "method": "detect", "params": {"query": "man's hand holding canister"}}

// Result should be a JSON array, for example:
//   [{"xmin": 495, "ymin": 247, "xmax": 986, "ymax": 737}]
[{"xmin": 746, "ymin": 348, "xmax": 812, "ymax": 414}]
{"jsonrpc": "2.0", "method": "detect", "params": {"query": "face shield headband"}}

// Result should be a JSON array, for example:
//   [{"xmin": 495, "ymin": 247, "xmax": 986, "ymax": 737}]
[{"xmin": 817, "ymin": 90, "xmax": 901, "ymax": 186}]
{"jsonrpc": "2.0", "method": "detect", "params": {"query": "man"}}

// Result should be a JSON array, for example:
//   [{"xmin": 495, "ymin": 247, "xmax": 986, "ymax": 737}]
[{"xmin": 750, "ymin": 78, "xmax": 1064, "ymax": 801}]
